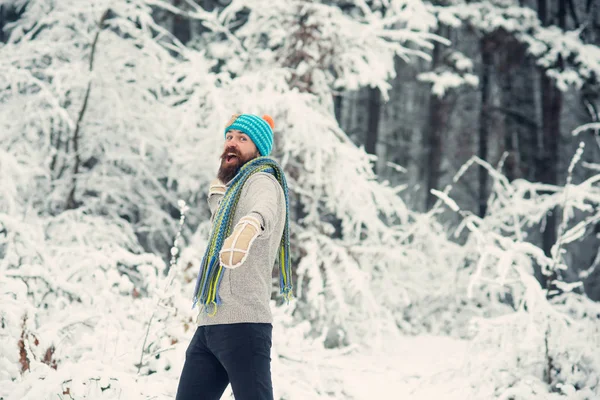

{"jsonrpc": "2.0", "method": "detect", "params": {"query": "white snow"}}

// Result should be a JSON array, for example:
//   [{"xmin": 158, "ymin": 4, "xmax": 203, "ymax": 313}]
[{"xmin": 1, "ymin": 1, "xmax": 599, "ymax": 399}]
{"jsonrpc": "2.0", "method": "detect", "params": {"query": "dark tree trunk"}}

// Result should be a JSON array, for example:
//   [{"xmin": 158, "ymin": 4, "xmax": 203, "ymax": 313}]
[
  {"xmin": 424, "ymin": 95, "xmax": 450, "ymax": 210},
  {"xmin": 536, "ymin": 0, "xmax": 565, "ymax": 290},
  {"xmin": 538, "ymin": 73, "xmax": 562, "ymax": 258},
  {"xmin": 538, "ymin": 0, "xmax": 548, "ymax": 23},
  {"xmin": 333, "ymin": 94, "xmax": 343, "ymax": 125},
  {"xmin": 365, "ymin": 87, "xmax": 381, "ymax": 168},
  {"xmin": 514, "ymin": 66, "xmax": 539, "ymax": 183},
  {"xmin": 171, "ymin": 0, "xmax": 190, "ymax": 43},
  {"xmin": 423, "ymin": 28, "xmax": 451, "ymax": 211},
  {"xmin": 478, "ymin": 37, "xmax": 493, "ymax": 217},
  {"xmin": 497, "ymin": 39, "xmax": 543, "ymax": 281},
  {"xmin": 496, "ymin": 36, "xmax": 539, "ymax": 183},
  {"xmin": 559, "ymin": 0, "xmax": 567, "ymax": 27},
  {"xmin": 0, "ymin": 4, "xmax": 21, "ymax": 43},
  {"xmin": 0, "ymin": 6, "xmax": 5, "ymax": 43}
]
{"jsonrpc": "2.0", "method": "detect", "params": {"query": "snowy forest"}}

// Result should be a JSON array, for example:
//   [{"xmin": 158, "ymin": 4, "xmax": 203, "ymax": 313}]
[{"xmin": 1, "ymin": 0, "xmax": 600, "ymax": 399}]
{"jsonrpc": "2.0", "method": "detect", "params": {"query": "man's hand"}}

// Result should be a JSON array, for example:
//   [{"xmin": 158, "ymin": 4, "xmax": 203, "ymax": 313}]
[
  {"xmin": 219, "ymin": 215, "xmax": 262, "ymax": 269},
  {"xmin": 209, "ymin": 178, "xmax": 226, "ymax": 196}
]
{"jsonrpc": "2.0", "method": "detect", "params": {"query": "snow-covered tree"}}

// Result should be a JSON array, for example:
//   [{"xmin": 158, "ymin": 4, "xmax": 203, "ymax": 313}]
[
  {"xmin": 2, "ymin": 0, "xmax": 599, "ymax": 399},
  {"xmin": 159, "ymin": 0, "xmax": 460, "ymax": 346},
  {"xmin": 0, "ymin": 0, "xmax": 211, "ymax": 397},
  {"xmin": 0, "ymin": 0, "xmax": 463, "ymax": 397},
  {"xmin": 433, "ymin": 136, "xmax": 600, "ymax": 398}
]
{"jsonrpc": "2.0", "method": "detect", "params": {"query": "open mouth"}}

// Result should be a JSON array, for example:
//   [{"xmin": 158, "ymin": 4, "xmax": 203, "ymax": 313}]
[{"xmin": 225, "ymin": 153, "xmax": 238, "ymax": 163}]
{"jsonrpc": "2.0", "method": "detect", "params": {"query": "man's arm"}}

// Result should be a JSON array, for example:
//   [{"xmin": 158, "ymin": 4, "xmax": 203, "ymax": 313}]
[{"xmin": 207, "ymin": 178, "xmax": 226, "ymax": 221}]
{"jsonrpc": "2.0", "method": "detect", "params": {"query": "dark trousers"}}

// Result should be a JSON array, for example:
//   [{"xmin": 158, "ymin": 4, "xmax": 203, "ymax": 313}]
[{"xmin": 175, "ymin": 323, "xmax": 273, "ymax": 400}]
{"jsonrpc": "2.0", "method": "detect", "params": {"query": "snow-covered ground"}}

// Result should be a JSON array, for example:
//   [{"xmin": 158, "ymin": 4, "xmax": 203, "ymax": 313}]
[
  {"xmin": 323, "ymin": 335, "xmax": 469, "ymax": 400},
  {"xmin": 131, "ymin": 334, "xmax": 470, "ymax": 400},
  {"xmin": 2, "ymin": 2, "xmax": 600, "ymax": 399}
]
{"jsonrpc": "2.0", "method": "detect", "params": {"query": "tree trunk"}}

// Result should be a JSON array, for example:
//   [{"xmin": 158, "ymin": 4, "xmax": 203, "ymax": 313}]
[
  {"xmin": 66, "ymin": 10, "xmax": 109, "ymax": 210},
  {"xmin": 365, "ymin": 87, "xmax": 381, "ymax": 170},
  {"xmin": 423, "ymin": 95, "xmax": 450, "ymax": 210},
  {"xmin": 495, "ymin": 32, "xmax": 540, "ymax": 183},
  {"xmin": 171, "ymin": 0, "xmax": 190, "ymax": 43},
  {"xmin": 538, "ymin": 73, "xmax": 561, "ymax": 259},
  {"xmin": 538, "ymin": 0, "xmax": 548, "ymax": 23},
  {"xmin": 497, "ymin": 38, "xmax": 543, "ymax": 281},
  {"xmin": 333, "ymin": 94, "xmax": 343, "ymax": 125},
  {"xmin": 0, "ymin": 5, "xmax": 19, "ymax": 43},
  {"xmin": 536, "ymin": 0, "xmax": 565, "ymax": 289},
  {"xmin": 0, "ymin": 6, "xmax": 5, "ymax": 43},
  {"xmin": 478, "ymin": 37, "xmax": 493, "ymax": 217},
  {"xmin": 422, "ymin": 28, "xmax": 450, "ymax": 211}
]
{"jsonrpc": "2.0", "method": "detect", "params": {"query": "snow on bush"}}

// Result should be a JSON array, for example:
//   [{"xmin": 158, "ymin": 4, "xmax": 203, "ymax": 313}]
[
  {"xmin": 1, "ymin": 1, "xmax": 599, "ymax": 399},
  {"xmin": 431, "ymin": 141, "xmax": 600, "ymax": 398}
]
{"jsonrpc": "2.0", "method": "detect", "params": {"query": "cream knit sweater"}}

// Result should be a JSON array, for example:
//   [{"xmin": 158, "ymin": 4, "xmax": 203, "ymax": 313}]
[{"xmin": 196, "ymin": 172, "xmax": 286, "ymax": 326}]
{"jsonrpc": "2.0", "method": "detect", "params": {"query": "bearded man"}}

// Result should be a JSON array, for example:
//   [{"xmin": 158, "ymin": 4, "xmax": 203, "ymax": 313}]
[{"xmin": 175, "ymin": 114, "xmax": 293, "ymax": 400}]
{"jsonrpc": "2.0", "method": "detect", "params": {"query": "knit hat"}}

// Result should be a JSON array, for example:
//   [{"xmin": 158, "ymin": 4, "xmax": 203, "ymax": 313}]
[{"xmin": 224, "ymin": 114, "xmax": 275, "ymax": 156}]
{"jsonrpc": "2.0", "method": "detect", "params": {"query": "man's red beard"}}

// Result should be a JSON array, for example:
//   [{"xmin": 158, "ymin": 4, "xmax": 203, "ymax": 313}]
[{"xmin": 217, "ymin": 147, "xmax": 260, "ymax": 184}]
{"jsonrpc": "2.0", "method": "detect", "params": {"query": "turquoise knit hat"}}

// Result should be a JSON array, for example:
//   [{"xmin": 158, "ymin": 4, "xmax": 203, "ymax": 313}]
[{"xmin": 224, "ymin": 114, "xmax": 275, "ymax": 156}]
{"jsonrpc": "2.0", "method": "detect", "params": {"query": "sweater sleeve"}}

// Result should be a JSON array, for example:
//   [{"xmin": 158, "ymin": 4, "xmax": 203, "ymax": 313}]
[
  {"xmin": 207, "ymin": 179, "xmax": 226, "ymax": 222},
  {"xmin": 207, "ymin": 193, "xmax": 223, "ymax": 221},
  {"xmin": 242, "ymin": 173, "xmax": 285, "ymax": 237}
]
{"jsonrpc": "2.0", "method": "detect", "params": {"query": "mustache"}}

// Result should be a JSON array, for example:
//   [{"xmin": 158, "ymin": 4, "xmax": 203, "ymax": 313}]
[{"xmin": 220, "ymin": 147, "xmax": 241, "ymax": 160}]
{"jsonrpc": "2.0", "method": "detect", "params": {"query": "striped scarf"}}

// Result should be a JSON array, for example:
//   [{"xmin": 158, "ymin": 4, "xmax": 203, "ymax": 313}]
[{"xmin": 192, "ymin": 156, "xmax": 293, "ymax": 314}]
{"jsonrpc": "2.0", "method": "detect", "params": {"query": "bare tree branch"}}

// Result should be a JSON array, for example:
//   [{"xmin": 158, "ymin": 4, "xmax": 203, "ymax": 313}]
[{"xmin": 66, "ymin": 9, "xmax": 109, "ymax": 210}]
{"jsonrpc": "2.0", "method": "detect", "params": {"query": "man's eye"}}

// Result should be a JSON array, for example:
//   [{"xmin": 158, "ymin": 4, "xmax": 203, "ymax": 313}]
[{"xmin": 241, "ymin": 137, "xmax": 247, "ymax": 141}]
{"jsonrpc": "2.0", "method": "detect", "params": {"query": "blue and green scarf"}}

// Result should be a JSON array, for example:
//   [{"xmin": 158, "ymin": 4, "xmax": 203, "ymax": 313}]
[{"xmin": 192, "ymin": 156, "xmax": 293, "ymax": 314}]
